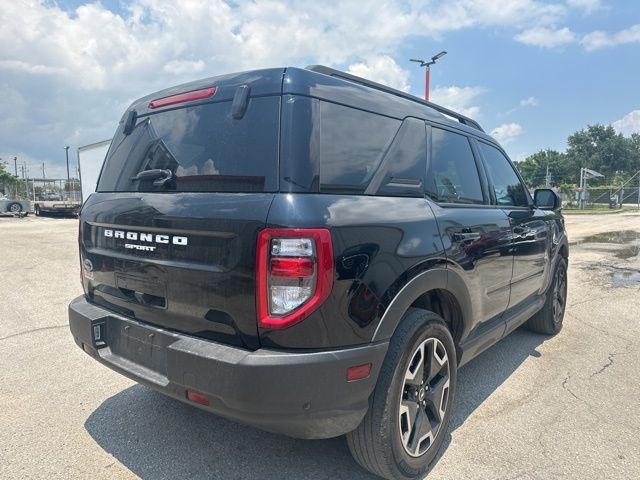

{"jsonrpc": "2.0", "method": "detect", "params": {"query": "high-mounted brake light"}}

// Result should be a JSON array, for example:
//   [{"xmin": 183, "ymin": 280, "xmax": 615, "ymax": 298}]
[
  {"xmin": 256, "ymin": 228, "xmax": 333, "ymax": 330},
  {"xmin": 148, "ymin": 87, "xmax": 217, "ymax": 109}
]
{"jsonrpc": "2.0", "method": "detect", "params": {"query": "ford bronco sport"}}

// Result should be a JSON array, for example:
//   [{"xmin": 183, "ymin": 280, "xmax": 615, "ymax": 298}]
[{"xmin": 69, "ymin": 66, "xmax": 568, "ymax": 480}]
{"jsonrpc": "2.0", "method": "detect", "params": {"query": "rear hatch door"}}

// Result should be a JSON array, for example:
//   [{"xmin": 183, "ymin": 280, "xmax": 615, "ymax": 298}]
[{"xmin": 80, "ymin": 74, "xmax": 282, "ymax": 349}]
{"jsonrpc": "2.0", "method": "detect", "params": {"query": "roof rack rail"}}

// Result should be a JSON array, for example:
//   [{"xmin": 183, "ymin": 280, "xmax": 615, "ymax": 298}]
[{"xmin": 305, "ymin": 65, "xmax": 484, "ymax": 133}]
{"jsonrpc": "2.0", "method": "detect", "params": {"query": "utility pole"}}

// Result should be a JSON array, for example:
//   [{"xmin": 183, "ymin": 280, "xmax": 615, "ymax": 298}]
[
  {"xmin": 64, "ymin": 145, "xmax": 70, "ymax": 195},
  {"xmin": 410, "ymin": 51, "xmax": 447, "ymax": 102},
  {"xmin": 545, "ymin": 162, "xmax": 551, "ymax": 188},
  {"xmin": 14, "ymin": 156, "xmax": 17, "ymax": 176},
  {"xmin": 579, "ymin": 168, "xmax": 583, "ymax": 209},
  {"xmin": 42, "ymin": 162, "xmax": 45, "ymax": 179}
]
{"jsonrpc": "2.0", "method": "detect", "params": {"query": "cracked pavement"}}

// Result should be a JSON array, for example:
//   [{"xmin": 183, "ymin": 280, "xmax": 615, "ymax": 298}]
[{"xmin": 1, "ymin": 213, "xmax": 639, "ymax": 480}]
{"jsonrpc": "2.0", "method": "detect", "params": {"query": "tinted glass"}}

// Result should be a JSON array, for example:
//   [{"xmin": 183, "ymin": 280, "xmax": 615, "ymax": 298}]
[
  {"xmin": 426, "ymin": 128, "xmax": 484, "ymax": 204},
  {"xmin": 97, "ymin": 96, "xmax": 279, "ymax": 193},
  {"xmin": 368, "ymin": 117, "xmax": 427, "ymax": 197},
  {"xmin": 320, "ymin": 102, "xmax": 401, "ymax": 193},
  {"xmin": 478, "ymin": 142, "xmax": 529, "ymax": 207}
]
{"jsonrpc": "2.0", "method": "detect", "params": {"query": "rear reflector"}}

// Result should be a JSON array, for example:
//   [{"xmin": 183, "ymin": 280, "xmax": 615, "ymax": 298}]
[
  {"xmin": 149, "ymin": 87, "xmax": 217, "ymax": 109},
  {"xmin": 347, "ymin": 363, "xmax": 372, "ymax": 382},
  {"xmin": 186, "ymin": 390, "xmax": 210, "ymax": 406}
]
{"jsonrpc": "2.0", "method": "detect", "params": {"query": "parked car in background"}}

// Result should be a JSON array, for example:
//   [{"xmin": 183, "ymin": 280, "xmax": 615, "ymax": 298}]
[{"xmin": 0, "ymin": 195, "xmax": 31, "ymax": 215}]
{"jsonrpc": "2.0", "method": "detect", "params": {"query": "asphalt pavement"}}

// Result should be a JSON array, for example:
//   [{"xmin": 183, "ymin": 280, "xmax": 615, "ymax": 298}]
[{"xmin": 1, "ymin": 213, "xmax": 639, "ymax": 479}]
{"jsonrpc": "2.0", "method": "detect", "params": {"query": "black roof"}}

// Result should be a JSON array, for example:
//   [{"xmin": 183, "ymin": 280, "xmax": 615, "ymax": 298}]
[
  {"xmin": 126, "ymin": 66, "xmax": 491, "ymax": 142},
  {"xmin": 305, "ymin": 65, "xmax": 484, "ymax": 133}
]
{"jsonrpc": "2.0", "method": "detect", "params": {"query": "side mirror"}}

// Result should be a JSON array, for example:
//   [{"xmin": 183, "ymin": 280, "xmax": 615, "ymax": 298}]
[{"xmin": 534, "ymin": 188, "xmax": 561, "ymax": 210}]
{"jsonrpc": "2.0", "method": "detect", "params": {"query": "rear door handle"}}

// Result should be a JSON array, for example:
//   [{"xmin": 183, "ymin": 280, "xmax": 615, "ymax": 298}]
[{"xmin": 452, "ymin": 232, "xmax": 481, "ymax": 241}]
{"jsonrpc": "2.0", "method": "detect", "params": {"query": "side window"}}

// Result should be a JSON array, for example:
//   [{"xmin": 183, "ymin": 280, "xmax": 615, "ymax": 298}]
[
  {"xmin": 477, "ymin": 142, "xmax": 529, "ymax": 207},
  {"xmin": 320, "ymin": 102, "xmax": 401, "ymax": 193},
  {"xmin": 426, "ymin": 127, "xmax": 484, "ymax": 204},
  {"xmin": 367, "ymin": 117, "xmax": 427, "ymax": 197}
]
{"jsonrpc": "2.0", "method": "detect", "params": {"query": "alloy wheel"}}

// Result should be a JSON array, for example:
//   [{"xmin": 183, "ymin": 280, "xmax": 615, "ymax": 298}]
[
  {"xmin": 398, "ymin": 337, "xmax": 451, "ymax": 457},
  {"xmin": 553, "ymin": 264, "xmax": 567, "ymax": 324}
]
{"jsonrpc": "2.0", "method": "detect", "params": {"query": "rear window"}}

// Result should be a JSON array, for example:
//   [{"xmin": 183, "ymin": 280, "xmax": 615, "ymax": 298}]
[
  {"xmin": 97, "ymin": 96, "xmax": 280, "ymax": 193},
  {"xmin": 319, "ymin": 102, "xmax": 401, "ymax": 193}
]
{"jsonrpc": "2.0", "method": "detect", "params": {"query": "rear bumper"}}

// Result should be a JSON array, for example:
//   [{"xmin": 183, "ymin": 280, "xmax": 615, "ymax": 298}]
[{"xmin": 69, "ymin": 295, "xmax": 388, "ymax": 439}]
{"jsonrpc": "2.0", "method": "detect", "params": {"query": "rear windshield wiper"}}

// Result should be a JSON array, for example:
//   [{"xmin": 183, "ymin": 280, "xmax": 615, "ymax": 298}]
[{"xmin": 129, "ymin": 169, "xmax": 173, "ymax": 186}]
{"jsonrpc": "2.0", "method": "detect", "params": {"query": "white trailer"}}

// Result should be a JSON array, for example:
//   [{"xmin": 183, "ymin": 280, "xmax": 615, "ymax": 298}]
[{"xmin": 78, "ymin": 139, "xmax": 111, "ymax": 204}]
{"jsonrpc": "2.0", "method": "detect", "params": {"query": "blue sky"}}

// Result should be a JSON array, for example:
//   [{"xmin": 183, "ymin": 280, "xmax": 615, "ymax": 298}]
[
  {"xmin": 1, "ymin": 0, "xmax": 639, "ymax": 178},
  {"xmin": 402, "ymin": 3, "xmax": 640, "ymax": 160}
]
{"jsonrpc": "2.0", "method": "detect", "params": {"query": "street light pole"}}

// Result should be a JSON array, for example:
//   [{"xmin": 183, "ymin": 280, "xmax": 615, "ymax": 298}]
[
  {"xmin": 410, "ymin": 51, "xmax": 447, "ymax": 102},
  {"xmin": 424, "ymin": 66, "xmax": 431, "ymax": 102}
]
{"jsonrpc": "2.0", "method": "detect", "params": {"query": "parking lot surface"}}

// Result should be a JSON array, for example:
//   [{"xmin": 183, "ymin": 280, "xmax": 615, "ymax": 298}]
[{"xmin": 1, "ymin": 213, "xmax": 639, "ymax": 479}]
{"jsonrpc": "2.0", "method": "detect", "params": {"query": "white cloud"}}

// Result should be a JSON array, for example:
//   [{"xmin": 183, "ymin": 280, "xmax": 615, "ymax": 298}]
[
  {"xmin": 163, "ymin": 60, "xmax": 206, "ymax": 76},
  {"xmin": 0, "ymin": 0, "xmax": 586, "ymax": 174},
  {"xmin": 513, "ymin": 152, "xmax": 530, "ymax": 162},
  {"xmin": 0, "ymin": 60, "xmax": 66, "ymax": 76},
  {"xmin": 491, "ymin": 123, "xmax": 524, "ymax": 144},
  {"xmin": 612, "ymin": 110, "xmax": 640, "ymax": 136},
  {"xmin": 347, "ymin": 56, "xmax": 410, "ymax": 92},
  {"xmin": 566, "ymin": 0, "xmax": 604, "ymax": 14},
  {"xmin": 515, "ymin": 26, "xmax": 576, "ymax": 48},
  {"xmin": 430, "ymin": 85, "xmax": 484, "ymax": 118},
  {"xmin": 520, "ymin": 96, "xmax": 539, "ymax": 107},
  {"xmin": 580, "ymin": 24, "xmax": 640, "ymax": 51},
  {"xmin": 0, "ymin": 151, "xmax": 71, "ymax": 180}
]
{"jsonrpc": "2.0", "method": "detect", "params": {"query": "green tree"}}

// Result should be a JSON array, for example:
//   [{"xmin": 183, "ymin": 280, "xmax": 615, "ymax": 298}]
[
  {"xmin": 0, "ymin": 162, "xmax": 24, "ymax": 197},
  {"xmin": 565, "ymin": 125, "xmax": 634, "ymax": 183},
  {"xmin": 629, "ymin": 133, "xmax": 640, "ymax": 174},
  {"xmin": 516, "ymin": 149, "xmax": 568, "ymax": 187},
  {"xmin": 1, "ymin": 162, "xmax": 15, "ymax": 194}
]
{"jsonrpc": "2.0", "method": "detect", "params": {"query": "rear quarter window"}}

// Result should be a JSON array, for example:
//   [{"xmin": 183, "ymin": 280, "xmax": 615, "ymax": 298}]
[{"xmin": 319, "ymin": 102, "xmax": 401, "ymax": 194}]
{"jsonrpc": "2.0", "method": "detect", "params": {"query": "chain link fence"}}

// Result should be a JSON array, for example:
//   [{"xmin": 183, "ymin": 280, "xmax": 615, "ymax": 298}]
[
  {"xmin": 561, "ymin": 185, "xmax": 640, "ymax": 210},
  {"xmin": 5, "ymin": 178, "xmax": 82, "ymax": 203}
]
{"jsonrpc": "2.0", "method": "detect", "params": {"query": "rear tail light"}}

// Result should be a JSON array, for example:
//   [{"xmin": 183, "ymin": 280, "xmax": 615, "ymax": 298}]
[{"xmin": 256, "ymin": 228, "xmax": 333, "ymax": 329}]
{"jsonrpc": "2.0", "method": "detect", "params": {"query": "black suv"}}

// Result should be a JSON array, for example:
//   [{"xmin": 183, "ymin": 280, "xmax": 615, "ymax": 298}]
[{"xmin": 69, "ymin": 66, "xmax": 568, "ymax": 480}]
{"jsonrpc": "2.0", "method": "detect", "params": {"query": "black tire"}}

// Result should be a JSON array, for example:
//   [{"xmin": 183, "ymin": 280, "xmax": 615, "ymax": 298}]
[
  {"xmin": 527, "ymin": 256, "xmax": 568, "ymax": 335},
  {"xmin": 347, "ymin": 309, "xmax": 457, "ymax": 480},
  {"xmin": 7, "ymin": 202, "xmax": 22, "ymax": 213}
]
